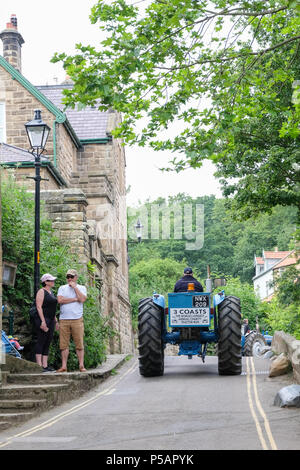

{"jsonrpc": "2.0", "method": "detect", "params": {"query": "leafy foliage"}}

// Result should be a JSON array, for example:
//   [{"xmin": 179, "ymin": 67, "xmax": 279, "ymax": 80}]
[
  {"xmin": 129, "ymin": 257, "xmax": 188, "ymax": 329},
  {"xmin": 264, "ymin": 263, "xmax": 300, "ymax": 339},
  {"xmin": 221, "ymin": 276, "xmax": 267, "ymax": 330},
  {"xmin": 128, "ymin": 194, "xmax": 298, "ymax": 282},
  {"xmin": 52, "ymin": 0, "xmax": 300, "ymax": 217}
]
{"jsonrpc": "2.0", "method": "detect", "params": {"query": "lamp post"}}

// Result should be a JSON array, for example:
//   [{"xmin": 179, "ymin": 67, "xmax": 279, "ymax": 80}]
[
  {"xmin": 134, "ymin": 218, "xmax": 143, "ymax": 243},
  {"xmin": 25, "ymin": 110, "xmax": 50, "ymax": 297},
  {"xmin": 127, "ymin": 219, "xmax": 143, "ymax": 264}
]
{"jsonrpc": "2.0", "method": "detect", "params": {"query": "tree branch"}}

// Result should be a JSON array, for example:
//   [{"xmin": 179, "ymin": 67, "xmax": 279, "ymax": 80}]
[{"xmin": 153, "ymin": 35, "xmax": 300, "ymax": 72}]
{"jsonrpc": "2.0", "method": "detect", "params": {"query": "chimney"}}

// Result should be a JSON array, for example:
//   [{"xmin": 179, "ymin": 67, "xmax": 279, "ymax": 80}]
[{"xmin": 0, "ymin": 15, "xmax": 24, "ymax": 73}]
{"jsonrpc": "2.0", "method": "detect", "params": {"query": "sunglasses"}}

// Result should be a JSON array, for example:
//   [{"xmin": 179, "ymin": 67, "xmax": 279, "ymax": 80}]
[{"xmin": 66, "ymin": 274, "xmax": 75, "ymax": 279}]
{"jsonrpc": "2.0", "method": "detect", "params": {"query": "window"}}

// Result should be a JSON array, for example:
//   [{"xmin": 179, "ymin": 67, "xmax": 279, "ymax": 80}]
[{"xmin": 0, "ymin": 102, "xmax": 6, "ymax": 143}]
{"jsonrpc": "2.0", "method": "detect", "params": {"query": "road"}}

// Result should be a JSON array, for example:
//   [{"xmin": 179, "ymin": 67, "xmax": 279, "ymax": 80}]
[{"xmin": 0, "ymin": 355, "xmax": 299, "ymax": 452}]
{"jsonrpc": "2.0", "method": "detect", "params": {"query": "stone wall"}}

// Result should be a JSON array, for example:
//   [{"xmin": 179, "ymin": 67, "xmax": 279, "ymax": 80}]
[
  {"xmin": 69, "ymin": 122, "xmax": 132, "ymax": 354},
  {"xmin": 272, "ymin": 331, "xmax": 300, "ymax": 384},
  {"xmin": 41, "ymin": 188, "xmax": 89, "ymax": 264},
  {"xmin": 0, "ymin": 64, "xmax": 133, "ymax": 356},
  {"xmin": 2, "ymin": 166, "xmax": 60, "ymax": 191},
  {"xmin": 55, "ymin": 123, "xmax": 77, "ymax": 186},
  {"xmin": 0, "ymin": 67, "xmax": 55, "ymax": 160},
  {"xmin": 40, "ymin": 187, "xmax": 133, "ymax": 355}
]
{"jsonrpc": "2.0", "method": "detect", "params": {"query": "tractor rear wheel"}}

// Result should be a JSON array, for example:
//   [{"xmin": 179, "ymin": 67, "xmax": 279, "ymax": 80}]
[
  {"xmin": 244, "ymin": 332, "xmax": 267, "ymax": 357},
  {"xmin": 138, "ymin": 297, "xmax": 165, "ymax": 377},
  {"xmin": 218, "ymin": 296, "xmax": 242, "ymax": 375}
]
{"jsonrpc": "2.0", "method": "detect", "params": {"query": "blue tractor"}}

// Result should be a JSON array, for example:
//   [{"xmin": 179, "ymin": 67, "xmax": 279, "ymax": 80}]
[
  {"xmin": 138, "ymin": 274, "xmax": 243, "ymax": 377},
  {"xmin": 242, "ymin": 329, "xmax": 272, "ymax": 357}
]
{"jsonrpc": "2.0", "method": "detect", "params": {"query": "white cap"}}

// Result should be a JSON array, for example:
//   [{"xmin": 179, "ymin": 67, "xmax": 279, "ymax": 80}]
[{"xmin": 41, "ymin": 273, "xmax": 57, "ymax": 282}]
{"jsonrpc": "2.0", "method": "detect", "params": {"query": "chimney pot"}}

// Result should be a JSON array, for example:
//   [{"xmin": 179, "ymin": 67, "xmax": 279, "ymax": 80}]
[{"xmin": 0, "ymin": 15, "xmax": 24, "ymax": 73}]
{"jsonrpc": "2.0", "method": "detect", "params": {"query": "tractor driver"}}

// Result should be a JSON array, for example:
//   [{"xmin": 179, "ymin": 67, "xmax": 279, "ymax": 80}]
[{"xmin": 174, "ymin": 267, "xmax": 204, "ymax": 293}]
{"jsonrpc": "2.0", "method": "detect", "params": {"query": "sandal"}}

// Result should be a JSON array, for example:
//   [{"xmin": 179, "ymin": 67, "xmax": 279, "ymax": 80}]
[
  {"xmin": 56, "ymin": 367, "xmax": 67, "ymax": 373},
  {"xmin": 79, "ymin": 367, "xmax": 87, "ymax": 372}
]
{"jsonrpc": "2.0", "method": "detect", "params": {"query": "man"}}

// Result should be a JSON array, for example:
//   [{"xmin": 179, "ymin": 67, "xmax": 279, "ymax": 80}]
[
  {"xmin": 242, "ymin": 318, "xmax": 250, "ymax": 335},
  {"xmin": 56, "ymin": 269, "xmax": 87, "ymax": 372},
  {"xmin": 174, "ymin": 267, "xmax": 203, "ymax": 293}
]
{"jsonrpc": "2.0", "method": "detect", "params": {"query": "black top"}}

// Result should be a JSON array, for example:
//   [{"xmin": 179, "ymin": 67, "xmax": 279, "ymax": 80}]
[
  {"xmin": 174, "ymin": 275, "xmax": 204, "ymax": 293},
  {"xmin": 42, "ymin": 289, "xmax": 58, "ymax": 320}
]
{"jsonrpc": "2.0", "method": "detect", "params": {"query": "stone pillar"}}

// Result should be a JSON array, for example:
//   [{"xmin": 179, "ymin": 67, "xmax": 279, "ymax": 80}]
[
  {"xmin": 40, "ymin": 188, "xmax": 89, "ymax": 264},
  {"xmin": 0, "ymin": 15, "xmax": 24, "ymax": 73}
]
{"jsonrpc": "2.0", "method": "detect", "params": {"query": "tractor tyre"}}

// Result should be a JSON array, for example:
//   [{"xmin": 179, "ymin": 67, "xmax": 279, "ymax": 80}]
[
  {"xmin": 244, "ymin": 332, "xmax": 267, "ymax": 357},
  {"xmin": 138, "ymin": 297, "xmax": 165, "ymax": 377},
  {"xmin": 217, "ymin": 295, "xmax": 242, "ymax": 376}
]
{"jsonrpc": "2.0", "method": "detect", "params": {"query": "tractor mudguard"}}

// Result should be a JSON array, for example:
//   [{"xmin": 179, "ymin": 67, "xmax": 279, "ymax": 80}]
[
  {"xmin": 152, "ymin": 293, "xmax": 165, "ymax": 309},
  {"xmin": 213, "ymin": 290, "xmax": 225, "ymax": 307}
]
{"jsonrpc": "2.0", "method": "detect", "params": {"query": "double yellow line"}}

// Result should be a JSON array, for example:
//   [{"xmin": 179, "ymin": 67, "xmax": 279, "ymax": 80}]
[
  {"xmin": 0, "ymin": 359, "xmax": 138, "ymax": 449},
  {"xmin": 246, "ymin": 356, "xmax": 277, "ymax": 450}
]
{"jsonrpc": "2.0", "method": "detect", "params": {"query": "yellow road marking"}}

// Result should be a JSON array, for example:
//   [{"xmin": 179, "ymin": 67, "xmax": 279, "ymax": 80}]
[
  {"xmin": 250, "ymin": 357, "xmax": 277, "ymax": 450},
  {"xmin": 246, "ymin": 357, "xmax": 277, "ymax": 450},
  {"xmin": 0, "ymin": 359, "xmax": 138, "ymax": 448},
  {"xmin": 246, "ymin": 357, "xmax": 268, "ymax": 450}
]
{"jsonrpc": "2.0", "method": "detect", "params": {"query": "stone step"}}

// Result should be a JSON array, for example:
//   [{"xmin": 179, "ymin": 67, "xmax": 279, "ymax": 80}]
[
  {"xmin": 0, "ymin": 371, "xmax": 9, "ymax": 384},
  {"xmin": 0, "ymin": 354, "xmax": 129, "ymax": 431},
  {"xmin": 0, "ymin": 421, "xmax": 12, "ymax": 431},
  {"xmin": 0, "ymin": 411, "xmax": 35, "ymax": 424},
  {"xmin": 0, "ymin": 383, "xmax": 72, "ymax": 401},
  {"xmin": 0, "ymin": 398, "xmax": 47, "ymax": 410},
  {"xmin": 7, "ymin": 372, "xmax": 73, "ymax": 385}
]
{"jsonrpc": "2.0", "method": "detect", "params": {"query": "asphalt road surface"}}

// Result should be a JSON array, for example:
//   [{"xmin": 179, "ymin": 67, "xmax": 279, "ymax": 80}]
[{"xmin": 0, "ymin": 355, "xmax": 299, "ymax": 452}]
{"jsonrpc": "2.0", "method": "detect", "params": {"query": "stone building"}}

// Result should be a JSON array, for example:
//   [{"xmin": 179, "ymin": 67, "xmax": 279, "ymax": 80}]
[{"xmin": 0, "ymin": 15, "xmax": 133, "ymax": 354}]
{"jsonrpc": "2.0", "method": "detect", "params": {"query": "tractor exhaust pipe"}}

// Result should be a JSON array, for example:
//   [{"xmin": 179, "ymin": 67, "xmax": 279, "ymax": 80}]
[{"xmin": 205, "ymin": 265, "xmax": 212, "ymax": 293}]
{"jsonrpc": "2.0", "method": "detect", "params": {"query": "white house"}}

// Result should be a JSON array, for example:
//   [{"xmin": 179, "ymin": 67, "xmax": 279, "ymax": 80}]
[{"xmin": 253, "ymin": 249, "xmax": 297, "ymax": 301}]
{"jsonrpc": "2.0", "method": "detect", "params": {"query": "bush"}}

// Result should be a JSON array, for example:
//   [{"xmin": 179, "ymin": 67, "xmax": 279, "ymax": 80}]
[
  {"xmin": 264, "ymin": 261, "xmax": 300, "ymax": 339},
  {"xmin": 129, "ymin": 257, "xmax": 189, "ymax": 330},
  {"xmin": 221, "ymin": 276, "xmax": 268, "ymax": 330},
  {"xmin": 264, "ymin": 298, "xmax": 300, "ymax": 340}
]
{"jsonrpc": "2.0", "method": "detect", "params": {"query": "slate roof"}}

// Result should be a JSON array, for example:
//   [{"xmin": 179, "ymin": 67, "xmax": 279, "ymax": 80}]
[
  {"xmin": 36, "ymin": 84, "xmax": 109, "ymax": 141},
  {"xmin": 0, "ymin": 142, "xmax": 66, "ymax": 186},
  {"xmin": 0, "ymin": 142, "xmax": 48, "ymax": 163}
]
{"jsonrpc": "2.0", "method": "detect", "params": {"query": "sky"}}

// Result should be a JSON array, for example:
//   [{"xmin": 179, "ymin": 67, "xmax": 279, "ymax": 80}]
[{"xmin": 1, "ymin": 0, "xmax": 223, "ymax": 205}]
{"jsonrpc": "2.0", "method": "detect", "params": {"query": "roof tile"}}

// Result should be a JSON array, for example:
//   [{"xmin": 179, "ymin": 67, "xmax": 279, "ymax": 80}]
[
  {"xmin": 36, "ymin": 85, "xmax": 109, "ymax": 140},
  {"xmin": 0, "ymin": 142, "xmax": 48, "ymax": 163}
]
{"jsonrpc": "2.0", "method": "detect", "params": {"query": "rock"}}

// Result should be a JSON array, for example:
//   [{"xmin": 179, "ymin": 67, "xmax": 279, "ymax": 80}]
[
  {"xmin": 269, "ymin": 353, "xmax": 290, "ymax": 377},
  {"xmin": 274, "ymin": 385, "xmax": 300, "ymax": 407}
]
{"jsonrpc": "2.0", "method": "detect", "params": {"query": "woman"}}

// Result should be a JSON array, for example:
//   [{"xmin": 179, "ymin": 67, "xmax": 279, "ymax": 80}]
[{"xmin": 35, "ymin": 273, "xmax": 58, "ymax": 372}]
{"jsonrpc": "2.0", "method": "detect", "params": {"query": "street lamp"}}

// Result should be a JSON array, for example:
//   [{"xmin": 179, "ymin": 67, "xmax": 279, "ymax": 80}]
[
  {"xmin": 127, "ymin": 219, "xmax": 144, "ymax": 264},
  {"xmin": 134, "ymin": 218, "xmax": 143, "ymax": 243},
  {"xmin": 25, "ymin": 110, "xmax": 50, "ymax": 296}
]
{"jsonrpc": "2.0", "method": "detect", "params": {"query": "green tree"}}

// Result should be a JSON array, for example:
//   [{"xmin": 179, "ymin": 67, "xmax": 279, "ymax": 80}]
[
  {"xmin": 222, "ymin": 276, "xmax": 267, "ymax": 330},
  {"xmin": 52, "ymin": 0, "xmax": 300, "ymax": 218},
  {"xmin": 128, "ymin": 195, "xmax": 298, "ymax": 282},
  {"xmin": 264, "ymin": 260, "xmax": 300, "ymax": 340},
  {"xmin": 129, "ymin": 257, "xmax": 189, "ymax": 329}
]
